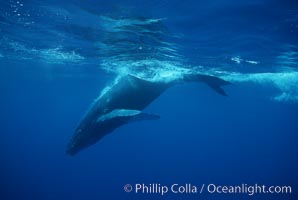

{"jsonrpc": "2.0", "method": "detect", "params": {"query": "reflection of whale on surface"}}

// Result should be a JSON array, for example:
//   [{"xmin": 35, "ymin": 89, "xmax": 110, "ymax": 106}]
[{"xmin": 66, "ymin": 73, "xmax": 230, "ymax": 155}]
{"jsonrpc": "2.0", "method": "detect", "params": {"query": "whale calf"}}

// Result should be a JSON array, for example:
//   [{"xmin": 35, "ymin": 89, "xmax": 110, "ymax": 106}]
[{"xmin": 66, "ymin": 73, "xmax": 230, "ymax": 155}]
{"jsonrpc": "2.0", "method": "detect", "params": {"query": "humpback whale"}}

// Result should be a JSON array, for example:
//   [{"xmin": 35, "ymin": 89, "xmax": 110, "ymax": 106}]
[{"xmin": 66, "ymin": 73, "xmax": 230, "ymax": 155}]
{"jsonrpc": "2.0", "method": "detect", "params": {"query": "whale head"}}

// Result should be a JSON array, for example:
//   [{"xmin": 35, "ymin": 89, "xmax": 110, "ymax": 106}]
[{"xmin": 66, "ymin": 109, "xmax": 159, "ymax": 155}]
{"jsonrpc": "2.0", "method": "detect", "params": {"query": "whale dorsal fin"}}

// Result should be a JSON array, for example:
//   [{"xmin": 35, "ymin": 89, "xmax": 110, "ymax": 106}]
[{"xmin": 97, "ymin": 109, "xmax": 160, "ymax": 123}]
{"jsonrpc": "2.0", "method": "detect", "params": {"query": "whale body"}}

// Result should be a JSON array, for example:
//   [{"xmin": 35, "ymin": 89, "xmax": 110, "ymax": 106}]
[{"xmin": 66, "ymin": 74, "xmax": 230, "ymax": 155}]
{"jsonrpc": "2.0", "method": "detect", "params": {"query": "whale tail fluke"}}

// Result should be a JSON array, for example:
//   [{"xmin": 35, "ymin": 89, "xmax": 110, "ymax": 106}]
[{"xmin": 183, "ymin": 74, "xmax": 231, "ymax": 96}]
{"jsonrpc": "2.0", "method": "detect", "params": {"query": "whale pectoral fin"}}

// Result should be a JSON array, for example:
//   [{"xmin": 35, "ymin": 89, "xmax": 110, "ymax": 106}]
[
  {"xmin": 130, "ymin": 111, "xmax": 160, "ymax": 122},
  {"xmin": 97, "ymin": 109, "xmax": 160, "ymax": 123}
]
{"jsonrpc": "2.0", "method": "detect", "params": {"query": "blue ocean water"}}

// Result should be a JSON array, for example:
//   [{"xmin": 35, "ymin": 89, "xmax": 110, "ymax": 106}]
[{"xmin": 0, "ymin": 0, "xmax": 298, "ymax": 199}]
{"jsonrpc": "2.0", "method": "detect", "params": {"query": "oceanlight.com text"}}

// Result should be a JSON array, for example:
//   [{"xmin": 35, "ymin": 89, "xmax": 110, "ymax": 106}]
[{"xmin": 123, "ymin": 183, "xmax": 292, "ymax": 196}]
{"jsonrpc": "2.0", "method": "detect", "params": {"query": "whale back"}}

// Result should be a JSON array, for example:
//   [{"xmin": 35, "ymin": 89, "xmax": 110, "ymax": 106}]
[{"xmin": 94, "ymin": 75, "xmax": 170, "ymax": 115}]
